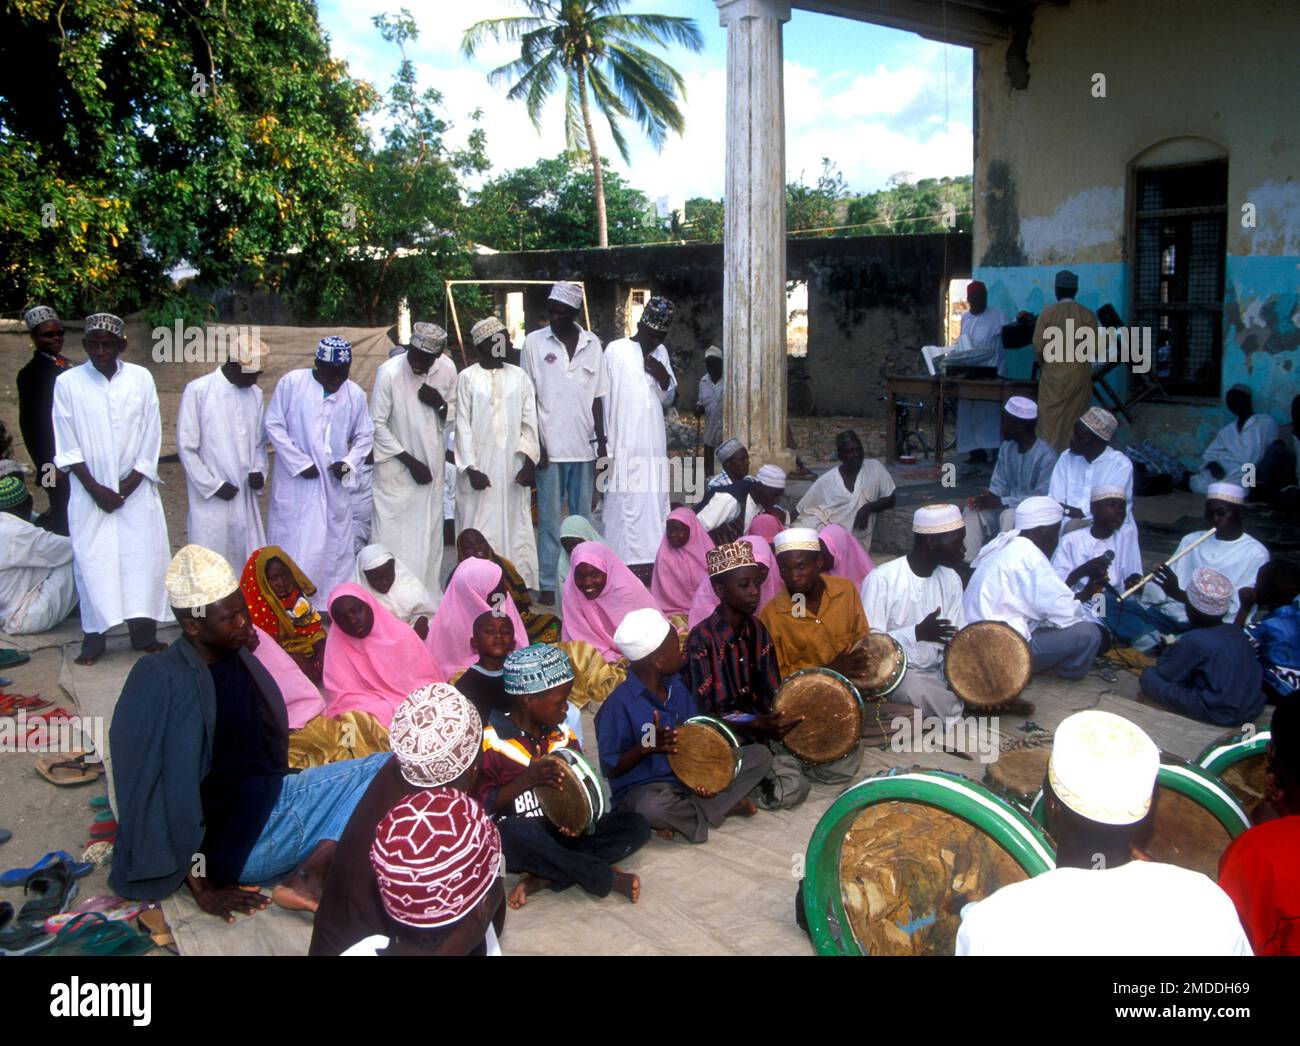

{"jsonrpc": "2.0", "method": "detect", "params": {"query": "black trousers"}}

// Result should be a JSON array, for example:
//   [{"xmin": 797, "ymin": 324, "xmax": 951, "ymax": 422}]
[{"xmin": 498, "ymin": 812, "xmax": 650, "ymax": 897}]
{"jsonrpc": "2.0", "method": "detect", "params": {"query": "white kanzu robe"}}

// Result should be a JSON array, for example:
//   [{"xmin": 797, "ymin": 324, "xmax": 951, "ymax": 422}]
[
  {"xmin": 264, "ymin": 369, "xmax": 375, "ymax": 601},
  {"xmin": 1047, "ymin": 445, "xmax": 1142, "ymax": 571},
  {"xmin": 795, "ymin": 459, "xmax": 896, "ymax": 552},
  {"xmin": 1050, "ymin": 525, "xmax": 1144, "ymax": 620},
  {"xmin": 953, "ymin": 306, "xmax": 1008, "ymax": 453},
  {"xmin": 370, "ymin": 352, "xmax": 457, "ymax": 598},
  {"xmin": 52, "ymin": 360, "xmax": 170, "ymax": 633},
  {"xmin": 454, "ymin": 363, "xmax": 540, "ymax": 588},
  {"xmin": 964, "ymin": 534, "xmax": 1089, "ymax": 640},
  {"xmin": 861, "ymin": 556, "xmax": 966, "ymax": 673},
  {"xmin": 1139, "ymin": 529, "xmax": 1269, "ymax": 625},
  {"xmin": 602, "ymin": 338, "xmax": 677, "ymax": 566},
  {"xmin": 176, "ymin": 368, "xmax": 269, "ymax": 571},
  {"xmin": 0, "ymin": 512, "xmax": 78, "ymax": 634},
  {"xmin": 1190, "ymin": 414, "xmax": 1280, "ymax": 493}
]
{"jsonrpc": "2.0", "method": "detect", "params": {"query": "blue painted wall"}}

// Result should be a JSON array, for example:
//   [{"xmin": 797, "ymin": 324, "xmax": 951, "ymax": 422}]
[{"xmin": 973, "ymin": 256, "xmax": 1299, "ymax": 468}]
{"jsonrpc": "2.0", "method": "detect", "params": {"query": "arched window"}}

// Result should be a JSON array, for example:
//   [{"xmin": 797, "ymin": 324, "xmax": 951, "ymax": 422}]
[{"xmin": 1129, "ymin": 138, "xmax": 1228, "ymax": 397}]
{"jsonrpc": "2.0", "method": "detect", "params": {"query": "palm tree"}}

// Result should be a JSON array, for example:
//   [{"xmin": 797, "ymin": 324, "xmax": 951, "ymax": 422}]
[{"xmin": 462, "ymin": 1, "xmax": 703, "ymax": 248}]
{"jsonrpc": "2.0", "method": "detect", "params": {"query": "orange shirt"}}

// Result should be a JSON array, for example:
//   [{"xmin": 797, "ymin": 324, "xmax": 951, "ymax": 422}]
[{"xmin": 758, "ymin": 574, "xmax": 870, "ymax": 679}]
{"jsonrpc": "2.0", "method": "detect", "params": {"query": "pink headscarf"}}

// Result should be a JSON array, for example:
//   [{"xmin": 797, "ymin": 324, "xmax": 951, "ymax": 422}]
[
  {"xmin": 560, "ymin": 544, "xmax": 660, "ymax": 661},
  {"xmin": 746, "ymin": 511, "xmax": 784, "ymax": 545},
  {"xmin": 322, "ymin": 584, "xmax": 445, "ymax": 728},
  {"xmin": 248, "ymin": 624, "xmax": 325, "ymax": 730},
  {"xmin": 820, "ymin": 523, "xmax": 876, "ymax": 589},
  {"xmin": 650, "ymin": 507, "xmax": 715, "ymax": 615},
  {"xmin": 686, "ymin": 535, "xmax": 781, "ymax": 629},
  {"xmin": 428, "ymin": 557, "xmax": 527, "ymax": 678}
]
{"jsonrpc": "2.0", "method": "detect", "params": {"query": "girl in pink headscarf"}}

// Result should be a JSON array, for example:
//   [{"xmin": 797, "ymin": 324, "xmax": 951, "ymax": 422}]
[
  {"xmin": 687, "ymin": 535, "xmax": 782, "ymax": 629},
  {"xmin": 561, "ymin": 544, "xmax": 660, "ymax": 661},
  {"xmin": 819, "ymin": 523, "xmax": 876, "ymax": 589},
  {"xmin": 428, "ymin": 556, "xmax": 528, "ymax": 678},
  {"xmin": 650, "ymin": 507, "xmax": 715, "ymax": 615},
  {"xmin": 322, "ymin": 584, "xmax": 444, "ymax": 728},
  {"xmin": 746, "ymin": 511, "xmax": 784, "ymax": 545}
]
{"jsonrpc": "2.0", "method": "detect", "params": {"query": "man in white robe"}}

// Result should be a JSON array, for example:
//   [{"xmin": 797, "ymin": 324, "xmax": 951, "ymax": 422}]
[
  {"xmin": 176, "ymin": 334, "xmax": 269, "ymax": 571},
  {"xmin": 52, "ymin": 313, "xmax": 170, "ymax": 664},
  {"xmin": 963, "ymin": 496, "xmax": 1105, "ymax": 679},
  {"xmin": 0, "ymin": 475, "xmax": 78, "ymax": 634},
  {"xmin": 454, "ymin": 317, "xmax": 540, "ymax": 588},
  {"xmin": 948, "ymin": 282, "xmax": 1008, "ymax": 457},
  {"xmin": 602, "ymin": 296, "xmax": 678, "ymax": 579},
  {"xmin": 1051, "ymin": 486, "xmax": 1143, "ymax": 623},
  {"xmin": 1190, "ymin": 385, "xmax": 1279, "ymax": 494},
  {"xmin": 696, "ymin": 345, "xmax": 725, "ymax": 475},
  {"xmin": 371, "ymin": 322, "xmax": 457, "ymax": 599},
  {"xmin": 265, "ymin": 335, "xmax": 374, "ymax": 601},
  {"xmin": 963, "ymin": 396, "xmax": 1057, "ymax": 561},
  {"xmin": 795, "ymin": 429, "xmax": 895, "ymax": 553},
  {"xmin": 860, "ymin": 504, "xmax": 969, "ymax": 721},
  {"xmin": 1118, "ymin": 483, "xmax": 1270, "ymax": 647},
  {"xmin": 1048, "ymin": 406, "xmax": 1141, "ymax": 568}
]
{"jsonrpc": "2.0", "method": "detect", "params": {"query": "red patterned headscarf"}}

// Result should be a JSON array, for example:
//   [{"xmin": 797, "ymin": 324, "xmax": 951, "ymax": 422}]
[{"xmin": 239, "ymin": 546, "xmax": 324, "ymax": 656}]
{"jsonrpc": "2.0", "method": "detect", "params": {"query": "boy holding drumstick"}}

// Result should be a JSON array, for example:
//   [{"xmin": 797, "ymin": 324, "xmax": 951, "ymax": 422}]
[{"xmin": 598, "ymin": 605, "xmax": 771, "ymax": 842}]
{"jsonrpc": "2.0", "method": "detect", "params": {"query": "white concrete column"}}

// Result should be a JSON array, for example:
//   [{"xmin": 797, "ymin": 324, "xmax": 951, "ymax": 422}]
[{"xmin": 717, "ymin": 0, "xmax": 792, "ymax": 470}]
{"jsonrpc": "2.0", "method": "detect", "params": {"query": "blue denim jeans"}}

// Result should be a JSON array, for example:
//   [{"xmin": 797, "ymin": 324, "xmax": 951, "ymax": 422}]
[
  {"xmin": 239, "ymin": 753, "xmax": 388, "ymax": 884},
  {"xmin": 1103, "ymin": 594, "xmax": 1188, "ymax": 651},
  {"xmin": 536, "ymin": 460, "xmax": 596, "ymax": 589}
]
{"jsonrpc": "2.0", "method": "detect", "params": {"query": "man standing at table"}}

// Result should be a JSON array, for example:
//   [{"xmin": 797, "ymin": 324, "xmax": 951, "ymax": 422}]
[
  {"xmin": 949, "ymin": 282, "xmax": 1007, "ymax": 463},
  {"xmin": 1032, "ymin": 271, "xmax": 1098, "ymax": 452}
]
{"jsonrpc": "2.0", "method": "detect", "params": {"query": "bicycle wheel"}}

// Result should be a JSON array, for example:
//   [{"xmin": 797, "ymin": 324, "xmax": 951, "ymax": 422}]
[
  {"xmin": 900, "ymin": 431, "xmax": 929, "ymax": 459},
  {"xmin": 941, "ymin": 399, "xmax": 959, "ymax": 452}
]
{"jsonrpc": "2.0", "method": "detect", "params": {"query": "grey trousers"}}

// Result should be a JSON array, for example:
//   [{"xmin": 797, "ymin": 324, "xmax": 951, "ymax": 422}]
[
  {"xmin": 1029, "ymin": 621, "xmax": 1103, "ymax": 680},
  {"xmin": 619, "ymin": 743, "xmax": 774, "ymax": 843},
  {"xmin": 962, "ymin": 506, "xmax": 1017, "ymax": 563},
  {"xmin": 893, "ymin": 668, "xmax": 964, "ymax": 720}
]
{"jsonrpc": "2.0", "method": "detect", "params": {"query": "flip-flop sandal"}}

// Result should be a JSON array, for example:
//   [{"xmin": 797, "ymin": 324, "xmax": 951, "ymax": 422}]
[
  {"xmin": 88, "ymin": 795, "xmax": 111, "ymax": 810},
  {"xmin": 0, "ymin": 901, "xmax": 12, "ymax": 931},
  {"xmin": 0, "ymin": 649, "xmax": 31, "ymax": 669},
  {"xmin": 0, "ymin": 692, "xmax": 53, "ymax": 715},
  {"xmin": 45, "ymin": 897, "xmax": 143, "ymax": 934},
  {"xmin": 22, "ymin": 708, "xmax": 77, "ymax": 744},
  {"xmin": 138, "ymin": 907, "xmax": 177, "ymax": 953},
  {"xmin": 88, "ymin": 820, "xmax": 118, "ymax": 839},
  {"xmin": 0, "ymin": 828, "xmax": 11, "ymax": 846},
  {"xmin": 80, "ymin": 842, "xmax": 113, "ymax": 868},
  {"xmin": 92, "ymin": 809, "xmax": 115, "ymax": 823},
  {"xmin": 36, "ymin": 753, "xmax": 104, "ymax": 787},
  {"xmin": 0, "ymin": 851, "xmax": 93, "ymax": 886}
]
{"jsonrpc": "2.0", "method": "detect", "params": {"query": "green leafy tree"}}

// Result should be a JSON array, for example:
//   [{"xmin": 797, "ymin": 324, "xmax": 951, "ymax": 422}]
[
  {"xmin": 292, "ymin": 9, "xmax": 490, "ymax": 326},
  {"xmin": 0, "ymin": 0, "xmax": 376, "ymax": 319},
  {"xmin": 462, "ymin": 0, "xmax": 703, "ymax": 248},
  {"xmin": 846, "ymin": 174, "xmax": 972, "ymax": 235},
  {"xmin": 468, "ymin": 153, "xmax": 665, "ymax": 251}
]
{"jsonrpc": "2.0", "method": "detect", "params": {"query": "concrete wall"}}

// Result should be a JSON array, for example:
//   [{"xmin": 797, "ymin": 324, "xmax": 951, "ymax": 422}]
[
  {"xmin": 971, "ymin": 0, "xmax": 1300, "ymax": 464},
  {"xmin": 472, "ymin": 232, "xmax": 971, "ymax": 417}
]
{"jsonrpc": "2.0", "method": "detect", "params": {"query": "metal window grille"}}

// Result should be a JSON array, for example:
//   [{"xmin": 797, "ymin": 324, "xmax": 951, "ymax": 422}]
[{"xmin": 1131, "ymin": 161, "xmax": 1227, "ymax": 396}]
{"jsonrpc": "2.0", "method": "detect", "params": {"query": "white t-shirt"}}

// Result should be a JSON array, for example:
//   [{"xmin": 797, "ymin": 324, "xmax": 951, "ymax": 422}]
[
  {"xmin": 520, "ymin": 325, "xmax": 609, "ymax": 462},
  {"xmin": 955, "ymin": 860, "xmax": 1252, "ymax": 956},
  {"xmin": 340, "ymin": 926, "xmax": 503, "ymax": 956}
]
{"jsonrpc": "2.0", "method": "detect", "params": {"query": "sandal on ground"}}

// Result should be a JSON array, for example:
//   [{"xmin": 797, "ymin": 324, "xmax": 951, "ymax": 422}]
[
  {"xmin": 88, "ymin": 820, "xmax": 118, "ymax": 839},
  {"xmin": 0, "ymin": 828, "xmax": 10, "ymax": 846},
  {"xmin": 50, "ymin": 912, "xmax": 154, "ymax": 956},
  {"xmin": 89, "ymin": 795, "xmax": 111, "ymax": 810},
  {"xmin": 0, "ymin": 649, "xmax": 31, "ymax": 669},
  {"xmin": 44, "ymin": 895, "xmax": 143, "ymax": 934},
  {"xmin": 0, "ymin": 692, "xmax": 53, "ymax": 716},
  {"xmin": 1, "ymin": 850, "xmax": 93, "ymax": 886},
  {"xmin": 0, "ymin": 862, "xmax": 79, "ymax": 955},
  {"xmin": 138, "ymin": 906, "xmax": 177, "ymax": 953},
  {"xmin": 36, "ymin": 752, "xmax": 104, "ymax": 786}
]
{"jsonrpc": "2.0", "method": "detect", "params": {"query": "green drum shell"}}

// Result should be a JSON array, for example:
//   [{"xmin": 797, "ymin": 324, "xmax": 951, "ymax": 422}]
[
  {"xmin": 802, "ymin": 769, "xmax": 1056, "ymax": 956},
  {"xmin": 551, "ymin": 746, "xmax": 608, "ymax": 832},
  {"xmin": 1196, "ymin": 731, "xmax": 1271, "ymax": 808}
]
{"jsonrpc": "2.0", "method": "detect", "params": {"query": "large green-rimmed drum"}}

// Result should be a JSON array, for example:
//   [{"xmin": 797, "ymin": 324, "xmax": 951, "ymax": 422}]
[
  {"xmin": 535, "ymin": 748, "xmax": 607, "ymax": 836},
  {"xmin": 803, "ymin": 770, "xmax": 1055, "ymax": 956},
  {"xmin": 1196, "ymin": 729, "xmax": 1271, "ymax": 811},
  {"xmin": 1029, "ymin": 760, "xmax": 1250, "ymax": 877}
]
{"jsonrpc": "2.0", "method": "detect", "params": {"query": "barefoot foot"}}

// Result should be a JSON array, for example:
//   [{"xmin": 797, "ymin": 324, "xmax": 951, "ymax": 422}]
[
  {"xmin": 610, "ymin": 867, "xmax": 640, "ymax": 903},
  {"xmin": 508, "ymin": 873, "xmax": 550, "ymax": 909},
  {"xmin": 725, "ymin": 798, "xmax": 758, "ymax": 819},
  {"xmin": 654, "ymin": 828, "xmax": 676, "ymax": 840}
]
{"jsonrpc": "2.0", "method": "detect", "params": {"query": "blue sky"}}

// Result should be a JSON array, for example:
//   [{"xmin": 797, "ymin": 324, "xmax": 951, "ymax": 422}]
[{"xmin": 316, "ymin": 0, "xmax": 973, "ymax": 205}]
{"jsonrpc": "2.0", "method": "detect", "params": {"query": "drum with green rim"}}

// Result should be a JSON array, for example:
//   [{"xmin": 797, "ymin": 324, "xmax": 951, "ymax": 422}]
[
  {"xmin": 669, "ymin": 715, "xmax": 742, "ymax": 796},
  {"xmin": 802, "ymin": 769, "xmax": 1055, "ymax": 956},
  {"xmin": 535, "ymin": 747, "xmax": 607, "ymax": 836},
  {"xmin": 1195, "ymin": 729, "xmax": 1271, "ymax": 811},
  {"xmin": 1029, "ymin": 760, "xmax": 1250, "ymax": 877}
]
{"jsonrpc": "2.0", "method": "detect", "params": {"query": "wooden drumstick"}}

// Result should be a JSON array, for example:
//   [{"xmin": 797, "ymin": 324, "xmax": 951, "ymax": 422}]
[{"xmin": 1117, "ymin": 527, "xmax": 1218, "ymax": 601}]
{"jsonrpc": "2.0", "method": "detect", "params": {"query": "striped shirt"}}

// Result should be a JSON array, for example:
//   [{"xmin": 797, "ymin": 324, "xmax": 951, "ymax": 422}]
[
  {"xmin": 477, "ymin": 710, "xmax": 578, "ymax": 822},
  {"xmin": 684, "ymin": 606, "xmax": 782, "ymax": 716}
]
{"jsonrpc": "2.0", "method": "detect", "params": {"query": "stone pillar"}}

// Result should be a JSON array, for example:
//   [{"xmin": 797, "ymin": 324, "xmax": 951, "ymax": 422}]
[{"xmin": 717, "ymin": 0, "xmax": 793, "ymax": 471}]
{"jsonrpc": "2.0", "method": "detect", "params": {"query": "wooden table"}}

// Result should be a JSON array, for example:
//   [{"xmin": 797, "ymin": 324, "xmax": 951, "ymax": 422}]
[{"xmin": 885, "ymin": 375, "xmax": 1039, "ymax": 464}]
